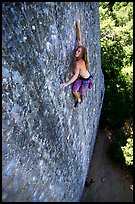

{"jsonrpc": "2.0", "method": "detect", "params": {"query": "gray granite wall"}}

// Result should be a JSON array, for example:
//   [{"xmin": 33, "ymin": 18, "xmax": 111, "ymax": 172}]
[{"xmin": 2, "ymin": 2, "xmax": 105, "ymax": 202}]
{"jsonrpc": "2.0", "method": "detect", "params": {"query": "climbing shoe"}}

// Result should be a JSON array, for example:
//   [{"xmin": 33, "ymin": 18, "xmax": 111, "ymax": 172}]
[
  {"xmin": 81, "ymin": 96, "xmax": 85, "ymax": 103},
  {"xmin": 74, "ymin": 101, "xmax": 81, "ymax": 108}
]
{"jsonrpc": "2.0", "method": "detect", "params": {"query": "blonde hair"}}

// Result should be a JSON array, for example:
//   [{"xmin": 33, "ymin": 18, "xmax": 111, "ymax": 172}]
[{"xmin": 75, "ymin": 45, "xmax": 89, "ymax": 71}]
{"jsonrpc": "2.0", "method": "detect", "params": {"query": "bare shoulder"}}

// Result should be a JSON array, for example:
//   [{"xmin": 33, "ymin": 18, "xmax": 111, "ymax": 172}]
[
  {"xmin": 76, "ymin": 59, "xmax": 85, "ymax": 66},
  {"xmin": 75, "ymin": 60, "xmax": 80, "ymax": 65},
  {"xmin": 74, "ymin": 61, "xmax": 80, "ymax": 68},
  {"xmin": 75, "ymin": 60, "xmax": 81, "ymax": 69},
  {"xmin": 73, "ymin": 61, "xmax": 80, "ymax": 73}
]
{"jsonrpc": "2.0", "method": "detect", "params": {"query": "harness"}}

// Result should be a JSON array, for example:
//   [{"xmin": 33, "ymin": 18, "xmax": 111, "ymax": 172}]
[{"xmin": 79, "ymin": 75, "xmax": 93, "ymax": 88}]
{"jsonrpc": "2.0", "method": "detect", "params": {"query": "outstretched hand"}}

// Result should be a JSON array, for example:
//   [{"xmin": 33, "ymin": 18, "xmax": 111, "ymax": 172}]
[{"xmin": 60, "ymin": 82, "xmax": 68, "ymax": 89}]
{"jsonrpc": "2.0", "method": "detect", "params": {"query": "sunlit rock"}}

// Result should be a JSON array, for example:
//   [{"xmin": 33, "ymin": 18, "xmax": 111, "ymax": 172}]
[{"xmin": 2, "ymin": 2, "xmax": 105, "ymax": 202}]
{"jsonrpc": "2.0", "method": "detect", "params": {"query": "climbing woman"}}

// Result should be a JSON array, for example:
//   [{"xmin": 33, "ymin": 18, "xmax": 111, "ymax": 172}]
[{"xmin": 60, "ymin": 20, "xmax": 92, "ymax": 108}]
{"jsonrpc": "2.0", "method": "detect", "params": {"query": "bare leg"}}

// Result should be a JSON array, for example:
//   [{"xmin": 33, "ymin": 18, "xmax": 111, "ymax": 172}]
[
  {"xmin": 73, "ymin": 91, "xmax": 81, "ymax": 102},
  {"xmin": 81, "ymin": 93, "xmax": 85, "ymax": 100},
  {"xmin": 81, "ymin": 93, "xmax": 85, "ymax": 98}
]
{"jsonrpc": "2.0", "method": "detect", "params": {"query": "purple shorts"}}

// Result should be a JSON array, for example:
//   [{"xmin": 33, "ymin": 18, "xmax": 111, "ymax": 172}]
[{"xmin": 72, "ymin": 76, "xmax": 92, "ymax": 95}]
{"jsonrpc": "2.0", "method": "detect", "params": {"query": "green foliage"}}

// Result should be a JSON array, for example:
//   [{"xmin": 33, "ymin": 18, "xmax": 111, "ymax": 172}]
[
  {"xmin": 121, "ymin": 137, "xmax": 133, "ymax": 166},
  {"xmin": 99, "ymin": 2, "xmax": 133, "ymax": 129},
  {"xmin": 99, "ymin": 2, "xmax": 133, "ymax": 168},
  {"xmin": 109, "ymin": 123, "xmax": 133, "ymax": 167},
  {"xmin": 100, "ymin": 39, "xmax": 133, "ymax": 128}
]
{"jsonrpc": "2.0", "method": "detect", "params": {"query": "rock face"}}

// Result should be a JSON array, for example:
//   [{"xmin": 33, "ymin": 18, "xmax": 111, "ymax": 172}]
[{"xmin": 2, "ymin": 2, "xmax": 105, "ymax": 202}]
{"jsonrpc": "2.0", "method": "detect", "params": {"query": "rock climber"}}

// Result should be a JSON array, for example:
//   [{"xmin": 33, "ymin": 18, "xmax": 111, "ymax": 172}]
[{"xmin": 60, "ymin": 20, "xmax": 92, "ymax": 108}]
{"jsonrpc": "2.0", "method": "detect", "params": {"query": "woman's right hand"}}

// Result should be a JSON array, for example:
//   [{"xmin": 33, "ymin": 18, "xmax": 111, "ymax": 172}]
[{"xmin": 60, "ymin": 82, "xmax": 68, "ymax": 89}]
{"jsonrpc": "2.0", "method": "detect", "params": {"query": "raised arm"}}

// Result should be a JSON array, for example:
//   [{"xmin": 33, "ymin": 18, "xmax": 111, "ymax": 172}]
[{"xmin": 76, "ymin": 20, "xmax": 82, "ymax": 47}]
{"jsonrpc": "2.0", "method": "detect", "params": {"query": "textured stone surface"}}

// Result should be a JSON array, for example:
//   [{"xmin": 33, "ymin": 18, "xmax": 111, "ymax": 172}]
[{"xmin": 2, "ymin": 2, "xmax": 105, "ymax": 202}]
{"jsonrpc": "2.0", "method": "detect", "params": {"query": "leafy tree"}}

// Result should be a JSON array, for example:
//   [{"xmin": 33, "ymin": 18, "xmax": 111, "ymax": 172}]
[
  {"xmin": 121, "ymin": 137, "xmax": 133, "ymax": 166},
  {"xmin": 99, "ymin": 2, "xmax": 133, "ymax": 128},
  {"xmin": 99, "ymin": 2, "xmax": 133, "ymax": 167}
]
